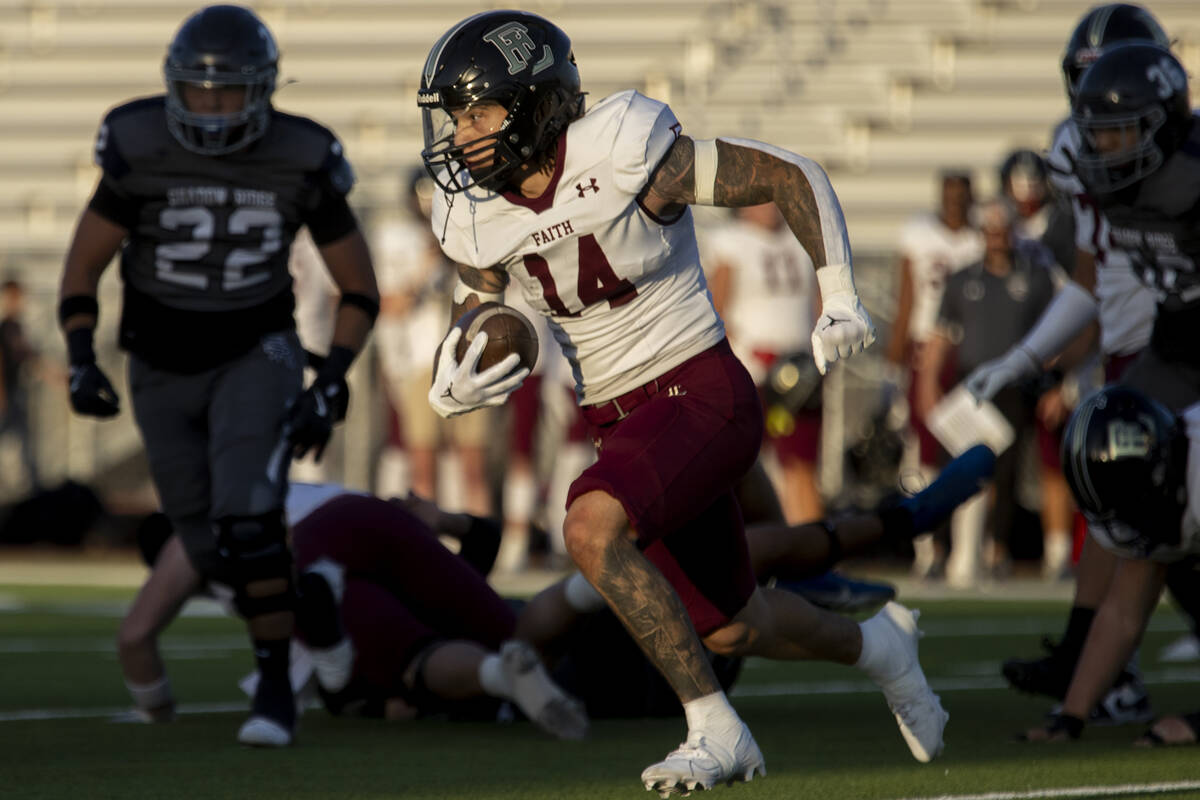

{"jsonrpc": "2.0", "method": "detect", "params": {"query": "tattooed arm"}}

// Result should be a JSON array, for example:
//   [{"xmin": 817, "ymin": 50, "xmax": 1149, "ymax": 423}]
[
  {"xmin": 640, "ymin": 136, "xmax": 848, "ymax": 270},
  {"xmin": 450, "ymin": 263, "xmax": 510, "ymax": 326},
  {"xmin": 641, "ymin": 135, "xmax": 874, "ymax": 373}
]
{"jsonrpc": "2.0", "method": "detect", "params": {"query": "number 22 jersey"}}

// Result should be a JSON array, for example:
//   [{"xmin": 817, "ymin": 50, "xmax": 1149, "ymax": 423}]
[
  {"xmin": 88, "ymin": 95, "xmax": 359, "ymax": 373},
  {"xmin": 432, "ymin": 90, "xmax": 725, "ymax": 405}
]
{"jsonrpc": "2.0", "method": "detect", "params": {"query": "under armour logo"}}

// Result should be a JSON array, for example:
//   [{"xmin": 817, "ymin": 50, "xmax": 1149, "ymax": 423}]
[
  {"xmin": 577, "ymin": 178, "xmax": 599, "ymax": 197},
  {"xmin": 666, "ymin": 385, "xmax": 686, "ymax": 397}
]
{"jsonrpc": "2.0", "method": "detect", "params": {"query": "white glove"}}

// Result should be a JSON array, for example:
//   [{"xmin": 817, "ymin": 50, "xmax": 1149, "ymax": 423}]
[
  {"xmin": 428, "ymin": 328, "xmax": 530, "ymax": 418},
  {"xmin": 811, "ymin": 264, "xmax": 876, "ymax": 375},
  {"xmin": 964, "ymin": 347, "xmax": 1039, "ymax": 404}
]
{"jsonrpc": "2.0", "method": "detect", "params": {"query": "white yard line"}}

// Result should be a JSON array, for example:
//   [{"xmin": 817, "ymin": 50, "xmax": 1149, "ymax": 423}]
[
  {"xmin": 0, "ymin": 701, "xmax": 245, "ymax": 722},
  {"xmin": 887, "ymin": 780, "xmax": 1200, "ymax": 800},
  {"xmin": 731, "ymin": 667, "xmax": 1200, "ymax": 697}
]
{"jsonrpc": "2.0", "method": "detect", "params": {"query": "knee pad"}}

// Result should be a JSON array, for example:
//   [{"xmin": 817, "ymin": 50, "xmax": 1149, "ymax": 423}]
[{"xmin": 215, "ymin": 510, "xmax": 294, "ymax": 618}]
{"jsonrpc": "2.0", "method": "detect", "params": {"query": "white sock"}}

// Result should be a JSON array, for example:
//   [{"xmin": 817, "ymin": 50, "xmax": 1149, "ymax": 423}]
[
  {"xmin": 478, "ymin": 653, "xmax": 511, "ymax": 699},
  {"xmin": 683, "ymin": 691, "xmax": 741, "ymax": 736},
  {"xmin": 564, "ymin": 572, "xmax": 606, "ymax": 613},
  {"xmin": 855, "ymin": 613, "xmax": 900, "ymax": 684}
]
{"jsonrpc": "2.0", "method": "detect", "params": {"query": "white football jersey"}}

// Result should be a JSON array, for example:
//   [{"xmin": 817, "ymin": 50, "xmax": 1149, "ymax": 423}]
[
  {"xmin": 704, "ymin": 220, "xmax": 815, "ymax": 384},
  {"xmin": 1048, "ymin": 118, "xmax": 1154, "ymax": 358},
  {"xmin": 897, "ymin": 213, "xmax": 983, "ymax": 344},
  {"xmin": 432, "ymin": 90, "xmax": 725, "ymax": 405}
]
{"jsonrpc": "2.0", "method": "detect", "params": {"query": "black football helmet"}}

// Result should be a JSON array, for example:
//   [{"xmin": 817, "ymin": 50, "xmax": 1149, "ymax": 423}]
[
  {"xmin": 1061, "ymin": 4, "xmax": 1168, "ymax": 102},
  {"xmin": 1062, "ymin": 385, "xmax": 1188, "ymax": 557},
  {"xmin": 1071, "ymin": 42, "xmax": 1191, "ymax": 196},
  {"xmin": 163, "ymin": 5, "xmax": 279, "ymax": 155},
  {"xmin": 418, "ymin": 10, "xmax": 584, "ymax": 193}
]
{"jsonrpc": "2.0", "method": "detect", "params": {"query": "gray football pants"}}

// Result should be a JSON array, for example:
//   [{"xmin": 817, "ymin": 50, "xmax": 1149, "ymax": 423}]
[{"xmin": 129, "ymin": 330, "xmax": 304, "ymax": 580}]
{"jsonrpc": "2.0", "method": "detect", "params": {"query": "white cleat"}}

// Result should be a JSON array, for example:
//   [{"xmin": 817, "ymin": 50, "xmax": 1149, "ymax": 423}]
[
  {"xmin": 500, "ymin": 639, "xmax": 590, "ymax": 740},
  {"xmin": 236, "ymin": 715, "xmax": 293, "ymax": 748},
  {"xmin": 640, "ymin": 724, "xmax": 765, "ymax": 797},
  {"xmin": 871, "ymin": 602, "xmax": 948, "ymax": 762}
]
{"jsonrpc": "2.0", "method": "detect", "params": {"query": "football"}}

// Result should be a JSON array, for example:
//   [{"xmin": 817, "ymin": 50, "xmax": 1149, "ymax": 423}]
[{"xmin": 453, "ymin": 302, "xmax": 539, "ymax": 373}]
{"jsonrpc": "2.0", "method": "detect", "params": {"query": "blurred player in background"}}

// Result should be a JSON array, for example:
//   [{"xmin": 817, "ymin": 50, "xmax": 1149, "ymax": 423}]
[
  {"xmin": 373, "ymin": 168, "xmax": 492, "ymax": 516},
  {"xmin": 706, "ymin": 202, "xmax": 821, "ymax": 523},
  {"xmin": 416, "ymin": 10, "xmax": 944, "ymax": 794},
  {"xmin": 966, "ymin": 5, "xmax": 1172, "ymax": 726},
  {"xmin": 57, "ymin": 4, "xmax": 378, "ymax": 746},
  {"xmin": 998, "ymin": 148, "xmax": 1082, "ymax": 581},
  {"xmin": 886, "ymin": 172, "xmax": 983, "ymax": 579}
]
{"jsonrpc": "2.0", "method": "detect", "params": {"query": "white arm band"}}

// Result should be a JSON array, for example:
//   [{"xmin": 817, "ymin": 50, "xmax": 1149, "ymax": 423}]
[
  {"xmin": 692, "ymin": 139, "xmax": 718, "ymax": 206},
  {"xmin": 716, "ymin": 137, "xmax": 852, "ymax": 267},
  {"xmin": 1019, "ymin": 280, "xmax": 1098, "ymax": 363},
  {"xmin": 453, "ymin": 276, "xmax": 504, "ymax": 306}
]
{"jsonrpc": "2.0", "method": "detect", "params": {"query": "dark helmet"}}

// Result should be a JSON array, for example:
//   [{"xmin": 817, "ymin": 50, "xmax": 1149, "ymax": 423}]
[
  {"xmin": 1062, "ymin": 385, "xmax": 1188, "ymax": 556},
  {"xmin": 417, "ymin": 10, "xmax": 584, "ymax": 194},
  {"xmin": 163, "ymin": 5, "xmax": 279, "ymax": 155},
  {"xmin": 1061, "ymin": 4, "xmax": 1168, "ymax": 102},
  {"xmin": 999, "ymin": 149, "xmax": 1048, "ymax": 213},
  {"xmin": 1071, "ymin": 42, "xmax": 1191, "ymax": 196}
]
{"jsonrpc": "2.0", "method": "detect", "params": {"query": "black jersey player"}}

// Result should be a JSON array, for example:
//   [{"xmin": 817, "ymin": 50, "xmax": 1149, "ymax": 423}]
[{"xmin": 57, "ymin": 4, "xmax": 379, "ymax": 746}]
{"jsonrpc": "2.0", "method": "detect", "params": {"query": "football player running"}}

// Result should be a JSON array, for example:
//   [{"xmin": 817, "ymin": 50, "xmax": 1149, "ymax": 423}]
[
  {"xmin": 416, "ymin": 11, "xmax": 944, "ymax": 795},
  {"xmin": 1020, "ymin": 387, "xmax": 1200, "ymax": 746},
  {"xmin": 58, "ymin": 5, "xmax": 378, "ymax": 747},
  {"xmin": 964, "ymin": 4, "xmax": 1170, "ymax": 726}
]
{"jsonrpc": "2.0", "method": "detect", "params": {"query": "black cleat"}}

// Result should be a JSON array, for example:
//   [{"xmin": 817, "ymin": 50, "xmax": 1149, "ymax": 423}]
[{"xmin": 1002, "ymin": 637, "xmax": 1074, "ymax": 701}]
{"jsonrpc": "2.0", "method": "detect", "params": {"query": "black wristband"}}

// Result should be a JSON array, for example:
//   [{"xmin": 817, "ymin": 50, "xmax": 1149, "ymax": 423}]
[
  {"xmin": 316, "ymin": 345, "xmax": 356, "ymax": 385},
  {"xmin": 339, "ymin": 292, "xmax": 380, "ymax": 324},
  {"xmin": 66, "ymin": 327, "xmax": 97, "ymax": 366},
  {"xmin": 1049, "ymin": 713, "xmax": 1085, "ymax": 739},
  {"xmin": 58, "ymin": 295, "xmax": 100, "ymax": 327}
]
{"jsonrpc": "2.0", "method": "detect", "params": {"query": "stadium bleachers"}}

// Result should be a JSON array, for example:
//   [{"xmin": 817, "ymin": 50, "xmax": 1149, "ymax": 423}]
[{"xmin": 1, "ymin": 0, "xmax": 1198, "ymax": 494}]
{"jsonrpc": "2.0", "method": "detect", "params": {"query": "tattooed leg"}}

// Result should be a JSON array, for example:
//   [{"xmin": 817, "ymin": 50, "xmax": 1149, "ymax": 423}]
[{"xmin": 563, "ymin": 490, "xmax": 720, "ymax": 702}]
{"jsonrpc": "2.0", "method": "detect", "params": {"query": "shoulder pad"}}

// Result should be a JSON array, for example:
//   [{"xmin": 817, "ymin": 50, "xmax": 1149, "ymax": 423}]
[
  {"xmin": 94, "ymin": 96, "xmax": 165, "ymax": 178},
  {"xmin": 602, "ymin": 91, "xmax": 682, "ymax": 195}
]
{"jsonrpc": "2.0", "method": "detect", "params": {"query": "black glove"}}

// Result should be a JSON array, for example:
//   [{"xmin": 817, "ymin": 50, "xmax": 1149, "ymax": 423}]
[
  {"xmin": 284, "ymin": 347, "xmax": 353, "ymax": 462},
  {"xmin": 67, "ymin": 328, "xmax": 120, "ymax": 418}
]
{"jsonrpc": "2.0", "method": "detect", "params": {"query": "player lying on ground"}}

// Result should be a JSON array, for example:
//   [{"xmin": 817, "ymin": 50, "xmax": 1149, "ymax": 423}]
[
  {"xmin": 117, "ymin": 445, "xmax": 993, "ymax": 751},
  {"xmin": 1019, "ymin": 387, "xmax": 1200, "ymax": 747},
  {"xmin": 119, "ymin": 485, "xmax": 589, "ymax": 739}
]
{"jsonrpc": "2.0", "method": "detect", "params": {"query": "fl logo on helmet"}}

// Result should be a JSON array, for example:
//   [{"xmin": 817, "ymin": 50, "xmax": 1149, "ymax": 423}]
[{"xmin": 483, "ymin": 22, "xmax": 554, "ymax": 76}]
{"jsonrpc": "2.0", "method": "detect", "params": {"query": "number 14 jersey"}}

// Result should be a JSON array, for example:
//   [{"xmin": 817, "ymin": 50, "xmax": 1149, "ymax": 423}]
[{"xmin": 432, "ymin": 90, "xmax": 725, "ymax": 405}]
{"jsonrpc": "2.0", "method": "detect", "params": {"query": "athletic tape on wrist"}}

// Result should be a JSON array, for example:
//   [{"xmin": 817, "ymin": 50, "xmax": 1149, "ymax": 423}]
[
  {"xmin": 815, "ymin": 263, "xmax": 857, "ymax": 300},
  {"xmin": 453, "ymin": 278, "xmax": 503, "ymax": 306}
]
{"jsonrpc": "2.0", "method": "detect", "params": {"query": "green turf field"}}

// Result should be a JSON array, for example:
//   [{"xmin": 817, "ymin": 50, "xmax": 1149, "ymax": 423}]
[{"xmin": 3, "ymin": 584, "xmax": 1200, "ymax": 800}]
